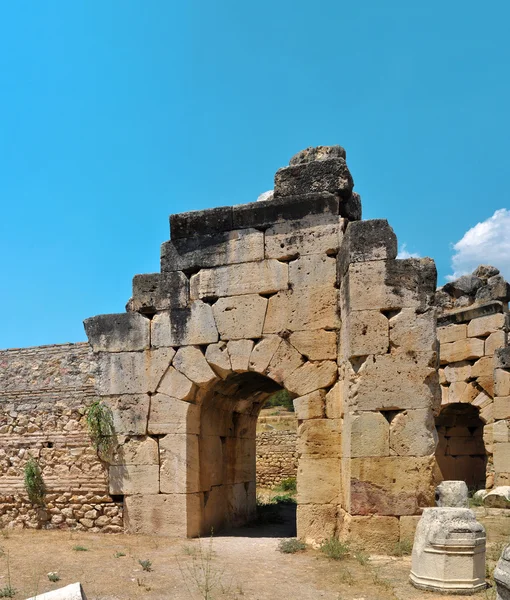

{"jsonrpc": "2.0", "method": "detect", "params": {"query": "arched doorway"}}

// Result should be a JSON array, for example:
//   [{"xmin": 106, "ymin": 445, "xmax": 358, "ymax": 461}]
[{"xmin": 435, "ymin": 403, "xmax": 487, "ymax": 490}]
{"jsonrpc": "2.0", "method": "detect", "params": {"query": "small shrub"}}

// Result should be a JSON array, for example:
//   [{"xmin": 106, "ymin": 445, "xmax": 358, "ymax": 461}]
[
  {"xmin": 272, "ymin": 494, "xmax": 296, "ymax": 505},
  {"xmin": 0, "ymin": 586, "xmax": 16, "ymax": 598},
  {"xmin": 276, "ymin": 477, "xmax": 297, "ymax": 493},
  {"xmin": 320, "ymin": 538, "xmax": 350, "ymax": 561},
  {"xmin": 86, "ymin": 401, "xmax": 115, "ymax": 458},
  {"xmin": 72, "ymin": 545, "xmax": 88, "ymax": 552},
  {"xmin": 24, "ymin": 457, "xmax": 45, "ymax": 505},
  {"xmin": 139, "ymin": 559, "xmax": 152, "ymax": 572},
  {"xmin": 114, "ymin": 551, "xmax": 126, "ymax": 558},
  {"xmin": 393, "ymin": 539, "xmax": 413, "ymax": 556},
  {"xmin": 47, "ymin": 572, "xmax": 60, "ymax": 582},
  {"xmin": 352, "ymin": 547, "xmax": 370, "ymax": 565},
  {"xmin": 264, "ymin": 389, "xmax": 294, "ymax": 412},
  {"xmin": 278, "ymin": 539, "xmax": 306, "ymax": 554}
]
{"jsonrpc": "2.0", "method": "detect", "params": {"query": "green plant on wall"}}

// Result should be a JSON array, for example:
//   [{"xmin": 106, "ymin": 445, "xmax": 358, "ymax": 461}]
[
  {"xmin": 24, "ymin": 457, "xmax": 45, "ymax": 505},
  {"xmin": 86, "ymin": 400, "xmax": 115, "ymax": 459}
]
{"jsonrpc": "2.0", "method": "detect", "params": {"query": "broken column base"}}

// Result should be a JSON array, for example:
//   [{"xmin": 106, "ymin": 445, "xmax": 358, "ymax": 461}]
[{"xmin": 410, "ymin": 507, "xmax": 486, "ymax": 595}]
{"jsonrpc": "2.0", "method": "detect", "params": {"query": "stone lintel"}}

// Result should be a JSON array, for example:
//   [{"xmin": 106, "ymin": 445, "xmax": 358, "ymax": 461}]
[{"xmin": 170, "ymin": 205, "xmax": 233, "ymax": 239}]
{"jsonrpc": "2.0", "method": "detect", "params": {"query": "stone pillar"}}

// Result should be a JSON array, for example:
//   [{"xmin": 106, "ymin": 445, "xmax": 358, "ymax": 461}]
[
  {"xmin": 493, "ymin": 347, "xmax": 510, "ymax": 487},
  {"xmin": 337, "ymin": 219, "xmax": 440, "ymax": 552}
]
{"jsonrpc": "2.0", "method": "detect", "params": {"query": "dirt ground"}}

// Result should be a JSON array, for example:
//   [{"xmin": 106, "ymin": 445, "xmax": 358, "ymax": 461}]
[{"xmin": 0, "ymin": 505, "xmax": 506, "ymax": 600}]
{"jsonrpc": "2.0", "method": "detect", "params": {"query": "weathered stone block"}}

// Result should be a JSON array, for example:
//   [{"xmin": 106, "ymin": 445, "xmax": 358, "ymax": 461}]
[
  {"xmin": 293, "ymin": 390, "xmax": 325, "ymax": 420},
  {"xmin": 213, "ymin": 295, "xmax": 267, "ymax": 340},
  {"xmin": 85, "ymin": 313, "xmax": 150, "ymax": 352},
  {"xmin": 297, "ymin": 418, "xmax": 341, "ymax": 457},
  {"xmin": 147, "ymin": 347, "xmax": 176, "ymax": 393},
  {"xmin": 337, "ymin": 219, "xmax": 397, "ymax": 277},
  {"xmin": 157, "ymin": 366, "xmax": 196, "ymax": 401},
  {"xmin": 344, "ymin": 310, "xmax": 389, "ymax": 357},
  {"xmin": 130, "ymin": 272, "xmax": 189, "ymax": 312},
  {"xmin": 440, "ymin": 337, "xmax": 485, "ymax": 364},
  {"xmin": 448, "ymin": 381, "xmax": 479, "ymax": 404},
  {"xmin": 205, "ymin": 342, "xmax": 231, "ymax": 378},
  {"xmin": 468, "ymin": 313, "xmax": 506, "ymax": 338},
  {"xmin": 349, "ymin": 456, "xmax": 436, "ymax": 515},
  {"xmin": 437, "ymin": 324, "xmax": 467, "ymax": 344},
  {"xmin": 288, "ymin": 330, "xmax": 337, "ymax": 361},
  {"xmin": 495, "ymin": 397, "xmax": 510, "ymax": 420},
  {"xmin": 274, "ymin": 158, "xmax": 353, "ymax": 199},
  {"xmin": 109, "ymin": 464, "xmax": 159, "ymax": 495},
  {"xmin": 111, "ymin": 436, "xmax": 158, "ymax": 466},
  {"xmin": 265, "ymin": 214, "xmax": 345, "ymax": 260},
  {"xmin": 494, "ymin": 443, "xmax": 510, "ymax": 474},
  {"xmin": 265, "ymin": 340, "xmax": 303, "ymax": 385},
  {"xmin": 199, "ymin": 435, "xmax": 224, "ymax": 490},
  {"xmin": 104, "ymin": 394, "xmax": 150, "ymax": 435},
  {"xmin": 341, "ymin": 514, "xmax": 400, "ymax": 554},
  {"xmin": 389, "ymin": 409, "xmax": 437, "ymax": 457},
  {"xmin": 248, "ymin": 336, "xmax": 281, "ymax": 374},
  {"xmin": 190, "ymin": 260, "xmax": 288, "ymax": 299},
  {"xmin": 161, "ymin": 228, "xmax": 264, "ymax": 272},
  {"xmin": 297, "ymin": 504, "xmax": 337, "ymax": 545},
  {"xmin": 400, "ymin": 515, "xmax": 421, "ymax": 543},
  {"xmin": 471, "ymin": 357, "xmax": 493, "ymax": 379},
  {"xmin": 284, "ymin": 361, "xmax": 337, "ymax": 396},
  {"xmin": 496, "ymin": 347, "xmax": 510, "ymax": 370},
  {"xmin": 444, "ymin": 361, "xmax": 472, "ymax": 383},
  {"xmin": 124, "ymin": 493, "xmax": 202, "ymax": 537},
  {"xmin": 148, "ymin": 394, "xmax": 200, "ymax": 435},
  {"xmin": 227, "ymin": 339, "xmax": 254, "ymax": 372},
  {"xmin": 97, "ymin": 352, "xmax": 148, "ymax": 395},
  {"xmin": 496, "ymin": 369, "xmax": 510, "ymax": 397},
  {"xmin": 173, "ymin": 346, "xmax": 219, "ymax": 388},
  {"xmin": 349, "ymin": 412, "xmax": 389, "ymax": 457},
  {"xmin": 486, "ymin": 331, "xmax": 506, "ymax": 356},
  {"xmin": 170, "ymin": 205, "xmax": 233, "ymax": 239},
  {"xmin": 159, "ymin": 433, "xmax": 200, "ymax": 494},
  {"xmin": 289, "ymin": 145, "xmax": 347, "ymax": 164},
  {"xmin": 389, "ymin": 308, "xmax": 437, "ymax": 353},
  {"xmin": 297, "ymin": 457, "xmax": 341, "ymax": 504},
  {"xmin": 325, "ymin": 381, "xmax": 344, "ymax": 419},
  {"xmin": 151, "ymin": 301, "xmax": 218, "ymax": 347}
]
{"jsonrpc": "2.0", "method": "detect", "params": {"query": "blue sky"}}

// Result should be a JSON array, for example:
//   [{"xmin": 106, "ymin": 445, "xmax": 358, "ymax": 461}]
[{"xmin": 1, "ymin": 1, "xmax": 509, "ymax": 349}]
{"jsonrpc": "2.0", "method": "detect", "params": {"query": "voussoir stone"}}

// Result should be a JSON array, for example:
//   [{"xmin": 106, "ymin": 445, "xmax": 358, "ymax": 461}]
[
  {"xmin": 157, "ymin": 366, "xmax": 196, "ymax": 401},
  {"xmin": 284, "ymin": 360, "xmax": 337, "ymax": 396},
  {"xmin": 205, "ymin": 341, "xmax": 232, "ymax": 378},
  {"xmin": 173, "ymin": 346, "xmax": 219, "ymax": 388}
]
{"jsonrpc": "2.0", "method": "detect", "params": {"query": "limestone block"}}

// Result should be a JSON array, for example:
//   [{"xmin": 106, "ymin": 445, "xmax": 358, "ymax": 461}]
[
  {"xmin": 349, "ymin": 456, "xmax": 436, "ymax": 515},
  {"xmin": 496, "ymin": 369, "xmax": 510, "ymax": 397},
  {"xmin": 104, "ymin": 394, "xmax": 149, "ymax": 435},
  {"xmin": 438, "ymin": 324, "xmax": 467, "ymax": 345},
  {"xmin": 493, "ymin": 545, "xmax": 510, "ymax": 600},
  {"xmin": 350, "ymin": 412, "xmax": 389, "ymax": 457},
  {"xmin": 297, "ymin": 504, "xmax": 337, "ymax": 545},
  {"xmin": 151, "ymin": 301, "xmax": 218, "ymax": 347},
  {"xmin": 495, "ymin": 397, "xmax": 510, "ymax": 420},
  {"xmin": 443, "ymin": 361, "xmax": 472, "ymax": 383},
  {"xmin": 130, "ymin": 271, "xmax": 189, "ymax": 312},
  {"xmin": 157, "ymin": 366, "xmax": 196, "ymax": 401},
  {"xmin": 400, "ymin": 515, "xmax": 421, "ymax": 543},
  {"xmin": 352, "ymin": 353, "xmax": 437, "ymax": 412},
  {"xmin": 297, "ymin": 418, "xmax": 341, "ymax": 458},
  {"xmin": 325, "ymin": 381, "xmax": 344, "ymax": 419},
  {"xmin": 284, "ymin": 361, "xmax": 337, "ymax": 396},
  {"xmin": 410, "ymin": 507, "xmax": 486, "ymax": 594},
  {"xmin": 473, "ymin": 390, "xmax": 492, "ymax": 410},
  {"xmin": 84, "ymin": 313, "xmax": 150, "ymax": 352},
  {"xmin": 97, "ymin": 352, "xmax": 148, "ymax": 395},
  {"xmin": 231, "ymin": 437, "xmax": 256, "ymax": 483},
  {"xmin": 484, "ymin": 487, "xmax": 510, "ymax": 508},
  {"xmin": 190, "ymin": 260, "xmax": 288, "ymax": 299},
  {"xmin": 124, "ymin": 493, "xmax": 202, "ymax": 537},
  {"xmin": 297, "ymin": 457, "xmax": 341, "ymax": 504},
  {"xmin": 148, "ymin": 394, "xmax": 200, "ymax": 435},
  {"xmin": 290, "ymin": 254, "xmax": 337, "ymax": 288},
  {"xmin": 448, "ymin": 381, "xmax": 479, "ymax": 404},
  {"xmin": 263, "ymin": 287, "xmax": 339, "ymax": 333},
  {"xmin": 170, "ymin": 205, "xmax": 233, "ymax": 239},
  {"xmin": 486, "ymin": 331, "xmax": 507, "ymax": 356},
  {"xmin": 173, "ymin": 346, "xmax": 219, "ymax": 388},
  {"xmin": 345, "ymin": 310, "xmax": 388, "ymax": 357},
  {"xmin": 274, "ymin": 158, "xmax": 353, "ymax": 198},
  {"xmin": 265, "ymin": 214, "xmax": 344, "ymax": 260},
  {"xmin": 213, "ymin": 294, "xmax": 267, "ymax": 340},
  {"xmin": 293, "ymin": 390, "xmax": 325, "ymax": 421},
  {"xmin": 111, "ymin": 436, "xmax": 158, "ymax": 466},
  {"xmin": 340, "ymin": 514, "xmax": 400, "ymax": 554},
  {"xmin": 346, "ymin": 258, "xmax": 437, "ymax": 312},
  {"xmin": 205, "ymin": 342, "xmax": 231, "ymax": 378},
  {"xmin": 248, "ymin": 336, "xmax": 281, "ymax": 374},
  {"xmin": 109, "ymin": 464, "xmax": 159, "ymax": 495},
  {"xmin": 481, "ymin": 402, "xmax": 494, "ymax": 424},
  {"xmin": 440, "ymin": 338, "xmax": 485, "ymax": 364},
  {"xmin": 477, "ymin": 377, "xmax": 494, "ymax": 397},
  {"xmin": 159, "ymin": 433, "xmax": 200, "ymax": 494},
  {"xmin": 494, "ymin": 444, "xmax": 510, "ymax": 474},
  {"xmin": 199, "ymin": 435, "xmax": 224, "ymax": 490},
  {"xmin": 471, "ymin": 356, "xmax": 494, "ymax": 379},
  {"xmin": 389, "ymin": 409, "xmax": 437, "ymax": 457},
  {"xmin": 493, "ymin": 420, "xmax": 510, "ymax": 443},
  {"xmin": 496, "ymin": 347, "xmax": 510, "ymax": 370},
  {"xmin": 468, "ymin": 313, "xmax": 506, "ymax": 338},
  {"xmin": 227, "ymin": 339, "xmax": 254, "ymax": 372},
  {"xmin": 337, "ymin": 219, "xmax": 397, "ymax": 276},
  {"xmin": 289, "ymin": 145, "xmax": 347, "ymax": 164},
  {"xmin": 436, "ymin": 481, "xmax": 468, "ymax": 507},
  {"xmin": 147, "ymin": 347, "xmax": 176, "ymax": 393},
  {"xmin": 265, "ymin": 340, "xmax": 303, "ymax": 385},
  {"xmin": 161, "ymin": 228, "xmax": 264, "ymax": 272},
  {"xmin": 289, "ymin": 330, "xmax": 337, "ymax": 361},
  {"xmin": 389, "ymin": 308, "xmax": 437, "ymax": 353}
]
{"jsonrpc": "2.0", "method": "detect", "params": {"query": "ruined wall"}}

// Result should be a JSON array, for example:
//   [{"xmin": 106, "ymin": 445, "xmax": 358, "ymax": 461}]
[
  {"xmin": 256, "ymin": 430, "xmax": 297, "ymax": 488},
  {"xmin": 0, "ymin": 343, "xmax": 122, "ymax": 531}
]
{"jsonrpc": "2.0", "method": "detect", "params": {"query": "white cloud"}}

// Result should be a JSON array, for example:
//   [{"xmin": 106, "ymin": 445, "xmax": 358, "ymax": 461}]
[
  {"xmin": 397, "ymin": 243, "xmax": 421, "ymax": 259},
  {"xmin": 447, "ymin": 209, "xmax": 510, "ymax": 281}
]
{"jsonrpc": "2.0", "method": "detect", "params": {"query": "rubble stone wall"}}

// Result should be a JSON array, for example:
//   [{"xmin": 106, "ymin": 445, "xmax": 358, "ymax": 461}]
[
  {"xmin": 0, "ymin": 343, "xmax": 121, "ymax": 531},
  {"xmin": 256, "ymin": 430, "xmax": 297, "ymax": 488}
]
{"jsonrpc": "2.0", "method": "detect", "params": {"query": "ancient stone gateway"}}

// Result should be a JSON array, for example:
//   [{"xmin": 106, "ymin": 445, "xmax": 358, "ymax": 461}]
[{"xmin": 82, "ymin": 146, "xmax": 440, "ymax": 551}]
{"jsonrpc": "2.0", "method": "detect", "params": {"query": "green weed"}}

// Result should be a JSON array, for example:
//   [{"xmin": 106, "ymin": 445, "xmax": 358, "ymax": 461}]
[{"xmin": 278, "ymin": 539, "xmax": 306, "ymax": 554}]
